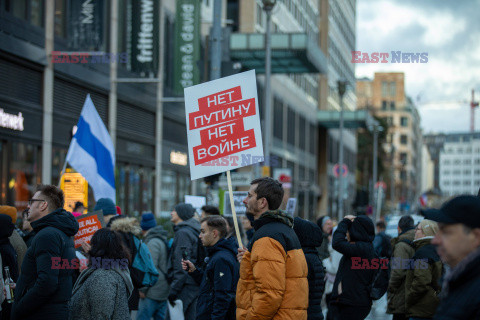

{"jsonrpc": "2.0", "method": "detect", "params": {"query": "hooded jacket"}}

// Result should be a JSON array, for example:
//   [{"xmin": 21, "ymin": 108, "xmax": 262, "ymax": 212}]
[
  {"xmin": 190, "ymin": 238, "xmax": 239, "ymax": 320},
  {"xmin": 405, "ymin": 237, "xmax": 442, "ymax": 318},
  {"xmin": 387, "ymin": 228, "xmax": 415, "ymax": 315},
  {"xmin": 168, "ymin": 217, "xmax": 201, "ymax": 297},
  {"xmin": 236, "ymin": 210, "xmax": 308, "ymax": 320},
  {"xmin": 69, "ymin": 267, "xmax": 134, "ymax": 320},
  {"xmin": 331, "ymin": 216, "xmax": 376, "ymax": 307},
  {"xmin": 433, "ymin": 247, "xmax": 480, "ymax": 319},
  {"xmin": 293, "ymin": 217, "xmax": 326, "ymax": 320},
  {"xmin": 12, "ymin": 209, "xmax": 79, "ymax": 320},
  {"xmin": 141, "ymin": 225, "xmax": 170, "ymax": 301}
]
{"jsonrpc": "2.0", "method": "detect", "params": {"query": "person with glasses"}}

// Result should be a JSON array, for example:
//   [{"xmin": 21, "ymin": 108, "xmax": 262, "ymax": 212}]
[{"xmin": 11, "ymin": 184, "xmax": 79, "ymax": 320}]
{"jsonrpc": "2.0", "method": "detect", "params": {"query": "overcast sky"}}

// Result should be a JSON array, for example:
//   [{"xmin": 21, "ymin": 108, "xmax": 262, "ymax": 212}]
[{"xmin": 355, "ymin": 0, "xmax": 480, "ymax": 134}]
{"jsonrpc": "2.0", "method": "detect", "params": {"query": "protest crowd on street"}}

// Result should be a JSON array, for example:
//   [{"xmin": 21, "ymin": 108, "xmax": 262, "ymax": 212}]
[{"xmin": 1, "ymin": 179, "xmax": 479, "ymax": 320}]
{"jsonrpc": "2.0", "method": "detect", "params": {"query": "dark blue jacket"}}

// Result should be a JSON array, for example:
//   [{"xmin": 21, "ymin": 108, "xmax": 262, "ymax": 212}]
[
  {"xmin": 293, "ymin": 217, "xmax": 325, "ymax": 320},
  {"xmin": 332, "ymin": 216, "xmax": 376, "ymax": 307},
  {"xmin": 434, "ymin": 249, "xmax": 480, "ymax": 319},
  {"xmin": 191, "ymin": 238, "xmax": 239, "ymax": 320},
  {"xmin": 12, "ymin": 209, "xmax": 79, "ymax": 320}
]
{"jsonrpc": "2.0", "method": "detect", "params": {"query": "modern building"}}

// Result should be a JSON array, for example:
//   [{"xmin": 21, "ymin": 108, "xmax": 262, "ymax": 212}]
[
  {"xmin": 357, "ymin": 72, "xmax": 423, "ymax": 208},
  {"xmin": 438, "ymin": 132, "xmax": 480, "ymax": 196},
  {"xmin": 315, "ymin": 0, "xmax": 358, "ymax": 219},
  {"xmin": 228, "ymin": 0, "xmax": 327, "ymax": 220},
  {"xmin": 0, "ymin": 0, "xmax": 214, "ymax": 216}
]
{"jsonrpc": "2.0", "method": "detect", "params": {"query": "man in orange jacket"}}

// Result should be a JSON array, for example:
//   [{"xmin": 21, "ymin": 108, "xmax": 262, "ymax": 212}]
[{"xmin": 236, "ymin": 177, "xmax": 308, "ymax": 320}]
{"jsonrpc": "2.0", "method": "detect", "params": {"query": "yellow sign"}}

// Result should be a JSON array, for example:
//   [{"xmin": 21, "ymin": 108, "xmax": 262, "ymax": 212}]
[
  {"xmin": 262, "ymin": 166, "xmax": 270, "ymax": 177},
  {"xmin": 60, "ymin": 172, "xmax": 88, "ymax": 213}
]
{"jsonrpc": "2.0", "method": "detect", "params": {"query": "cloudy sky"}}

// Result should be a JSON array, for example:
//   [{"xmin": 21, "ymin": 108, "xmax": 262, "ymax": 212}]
[{"xmin": 355, "ymin": 0, "xmax": 480, "ymax": 134}]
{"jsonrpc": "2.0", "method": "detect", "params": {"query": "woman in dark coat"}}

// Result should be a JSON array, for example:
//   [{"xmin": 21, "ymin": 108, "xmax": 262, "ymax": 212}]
[
  {"xmin": 331, "ymin": 215, "xmax": 376, "ymax": 320},
  {"xmin": 0, "ymin": 214, "xmax": 18, "ymax": 320},
  {"xmin": 294, "ymin": 217, "xmax": 326, "ymax": 320}
]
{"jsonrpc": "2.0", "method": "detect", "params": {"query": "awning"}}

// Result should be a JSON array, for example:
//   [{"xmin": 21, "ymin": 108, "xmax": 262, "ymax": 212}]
[
  {"xmin": 230, "ymin": 33, "xmax": 327, "ymax": 74},
  {"xmin": 317, "ymin": 109, "xmax": 378, "ymax": 129}
]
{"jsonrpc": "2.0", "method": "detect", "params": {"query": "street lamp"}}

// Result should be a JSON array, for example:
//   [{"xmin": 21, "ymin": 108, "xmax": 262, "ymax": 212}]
[
  {"xmin": 370, "ymin": 123, "xmax": 383, "ymax": 222},
  {"xmin": 262, "ymin": 0, "xmax": 276, "ymax": 173},
  {"xmin": 337, "ymin": 80, "xmax": 347, "ymax": 219}
]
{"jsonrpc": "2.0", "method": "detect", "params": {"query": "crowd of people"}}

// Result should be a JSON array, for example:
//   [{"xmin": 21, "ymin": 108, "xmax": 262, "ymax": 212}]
[{"xmin": 0, "ymin": 179, "xmax": 479, "ymax": 320}]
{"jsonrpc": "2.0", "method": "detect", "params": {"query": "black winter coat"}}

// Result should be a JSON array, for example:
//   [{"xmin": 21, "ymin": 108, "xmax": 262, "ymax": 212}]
[
  {"xmin": 293, "ymin": 217, "xmax": 326, "ymax": 320},
  {"xmin": 0, "ymin": 214, "xmax": 18, "ymax": 282},
  {"xmin": 191, "ymin": 238, "xmax": 239, "ymax": 320},
  {"xmin": 331, "ymin": 216, "xmax": 376, "ymax": 307},
  {"xmin": 12, "ymin": 209, "xmax": 79, "ymax": 320},
  {"xmin": 434, "ymin": 248, "xmax": 480, "ymax": 319}
]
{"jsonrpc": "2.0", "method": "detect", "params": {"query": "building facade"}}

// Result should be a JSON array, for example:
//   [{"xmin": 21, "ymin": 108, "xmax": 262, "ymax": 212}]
[
  {"xmin": 438, "ymin": 132, "xmax": 480, "ymax": 196},
  {"xmin": 357, "ymin": 72, "xmax": 423, "ymax": 209}
]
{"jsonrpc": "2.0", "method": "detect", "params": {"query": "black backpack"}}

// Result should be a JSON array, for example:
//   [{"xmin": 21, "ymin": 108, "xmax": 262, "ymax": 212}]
[{"xmin": 370, "ymin": 258, "xmax": 390, "ymax": 300}]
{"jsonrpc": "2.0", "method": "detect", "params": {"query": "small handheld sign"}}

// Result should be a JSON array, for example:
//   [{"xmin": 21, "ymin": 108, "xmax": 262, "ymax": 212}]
[
  {"xmin": 74, "ymin": 210, "xmax": 105, "ymax": 249},
  {"xmin": 185, "ymin": 70, "xmax": 264, "ymax": 247}
]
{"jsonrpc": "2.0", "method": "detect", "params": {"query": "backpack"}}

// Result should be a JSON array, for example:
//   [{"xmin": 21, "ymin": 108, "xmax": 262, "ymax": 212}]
[
  {"xmin": 131, "ymin": 236, "xmax": 160, "ymax": 287},
  {"xmin": 369, "ymin": 253, "xmax": 390, "ymax": 300},
  {"xmin": 381, "ymin": 233, "xmax": 393, "ymax": 258}
]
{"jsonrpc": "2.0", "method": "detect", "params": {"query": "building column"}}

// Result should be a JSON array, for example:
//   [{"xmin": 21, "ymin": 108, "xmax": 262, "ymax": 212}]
[{"xmin": 42, "ymin": 0, "xmax": 54, "ymax": 184}]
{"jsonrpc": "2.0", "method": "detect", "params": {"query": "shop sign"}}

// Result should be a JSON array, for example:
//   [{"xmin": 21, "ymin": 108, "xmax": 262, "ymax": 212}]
[
  {"xmin": 0, "ymin": 109, "xmax": 24, "ymax": 131},
  {"xmin": 129, "ymin": 0, "xmax": 159, "ymax": 73},
  {"xmin": 68, "ymin": 0, "xmax": 105, "ymax": 51},
  {"xmin": 173, "ymin": 0, "xmax": 201, "ymax": 94},
  {"xmin": 185, "ymin": 70, "xmax": 264, "ymax": 180},
  {"xmin": 170, "ymin": 151, "xmax": 188, "ymax": 166}
]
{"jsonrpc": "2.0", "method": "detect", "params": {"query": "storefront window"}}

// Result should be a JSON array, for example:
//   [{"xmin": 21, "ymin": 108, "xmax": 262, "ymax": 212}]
[
  {"xmin": 51, "ymin": 147, "xmax": 67, "ymax": 185},
  {"xmin": 161, "ymin": 169, "xmax": 177, "ymax": 216},
  {"xmin": 115, "ymin": 164, "xmax": 154, "ymax": 217},
  {"xmin": 7, "ymin": 142, "xmax": 41, "ymax": 213},
  {"xmin": 128, "ymin": 165, "xmax": 141, "ymax": 217}
]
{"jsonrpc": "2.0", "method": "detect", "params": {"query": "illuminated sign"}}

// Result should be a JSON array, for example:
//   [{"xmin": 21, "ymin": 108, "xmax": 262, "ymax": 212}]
[
  {"xmin": 60, "ymin": 172, "xmax": 89, "ymax": 212},
  {"xmin": 170, "ymin": 151, "xmax": 188, "ymax": 166},
  {"xmin": 0, "ymin": 109, "xmax": 24, "ymax": 131}
]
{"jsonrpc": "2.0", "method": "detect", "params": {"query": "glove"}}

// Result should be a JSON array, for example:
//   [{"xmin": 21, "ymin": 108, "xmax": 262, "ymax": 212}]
[{"xmin": 168, "ymin": 294, "xmax": 178, "ymax": 306}]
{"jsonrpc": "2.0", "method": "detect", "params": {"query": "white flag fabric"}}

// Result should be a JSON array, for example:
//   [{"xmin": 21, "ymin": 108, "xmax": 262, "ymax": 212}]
[{"xmin": 65, "ymin": 94, "xmax": 115, "ymax": 202}]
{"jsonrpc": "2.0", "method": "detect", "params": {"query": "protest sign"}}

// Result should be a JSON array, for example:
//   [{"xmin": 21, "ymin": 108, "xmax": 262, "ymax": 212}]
[
  {"xmin": 184, "ymin": 195, "xmax": 206, "ymax": 214},
  {"xmin": 223, "ymin": 191, "xmax": 248, "ymax": 216},
  {"xmin": 74, "ymin": 210, "xmax": 105, "ymax": 249},
  {"xmin": 286, "ymin": 198, "xmax": 297, "ymax": 217},
  {"xmin": 185, "ymin": 70, "xmax": 263, "ymax": 180}
]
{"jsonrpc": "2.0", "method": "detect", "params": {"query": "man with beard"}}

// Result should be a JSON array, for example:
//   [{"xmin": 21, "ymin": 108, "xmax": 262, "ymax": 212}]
[
  {"xmin": 12, "ymin": 185, "xmax": 79, "ymax": 320},
  {"xmin": 236, "ymin": 177, "xmax": 308, "ymax": 319}
]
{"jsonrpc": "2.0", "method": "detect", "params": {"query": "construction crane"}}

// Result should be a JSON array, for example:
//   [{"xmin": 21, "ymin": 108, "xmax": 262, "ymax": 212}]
[{"xmin": 471, "ymin": 89, "xmax": 479, "ymax": 132}]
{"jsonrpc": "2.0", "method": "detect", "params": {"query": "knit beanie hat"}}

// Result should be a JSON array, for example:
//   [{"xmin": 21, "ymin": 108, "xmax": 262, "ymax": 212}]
[
  {"xmin": 0, "ymin": 205, "xmax": 17, "ymax": 224},
  {"xmin": 141, "ymin": 212, "xmax": 157, "ymax": 231},
  {"xmin": 175, "ymin": 203, "xmax": 195, "ymax": 221},
  {"xmin": 417, "ymin": 219, "xmax": 439, "ymax": 237},
  {"xmin": 93, "ymin": 198, "xmax": 117, "ymax": 216}
]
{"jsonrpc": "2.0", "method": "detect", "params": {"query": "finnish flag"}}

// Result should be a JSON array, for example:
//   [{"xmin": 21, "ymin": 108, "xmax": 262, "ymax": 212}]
[{"xmin": 65, "ymin": 94, "xmax": 115, "ymax": 202}]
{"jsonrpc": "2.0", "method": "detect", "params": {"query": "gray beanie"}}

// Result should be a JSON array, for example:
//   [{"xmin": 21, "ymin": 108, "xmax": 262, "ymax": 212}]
[{"xmin": 175, "ymin": 203, "xmax": 195, "ymax": 221}]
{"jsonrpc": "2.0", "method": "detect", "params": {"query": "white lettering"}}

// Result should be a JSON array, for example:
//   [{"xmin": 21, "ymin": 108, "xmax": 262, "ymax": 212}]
[
  {"xmin": 0, "ymin": 109, "xmax": 25, "ymax": 132},
  {"xmin": 81, "ymin": 0, "xmax": 94, "ymax": 24},
  {"xmin": 137, "ymin": 0, "xmax": 155, "ymax": 64}
]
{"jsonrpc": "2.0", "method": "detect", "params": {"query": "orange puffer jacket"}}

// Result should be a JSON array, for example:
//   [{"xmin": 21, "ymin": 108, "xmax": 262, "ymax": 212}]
[{"xmin": 236, "ymin": 211, "xmax": 308, "ymax": 320}]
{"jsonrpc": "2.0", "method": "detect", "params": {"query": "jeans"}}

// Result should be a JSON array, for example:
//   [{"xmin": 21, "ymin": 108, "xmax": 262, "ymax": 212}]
[{"xmin": 137, "ymin": 298, "xmax": 167, "ymax": 320}]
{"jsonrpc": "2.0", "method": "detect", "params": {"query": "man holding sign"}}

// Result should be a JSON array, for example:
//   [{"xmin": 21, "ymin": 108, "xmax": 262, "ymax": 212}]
[{"xmin": 236, "ymin": 177, "xmax": 308, "ymax": 320}]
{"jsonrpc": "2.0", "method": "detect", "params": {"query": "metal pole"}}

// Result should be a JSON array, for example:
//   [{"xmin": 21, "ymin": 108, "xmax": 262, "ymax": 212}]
[
  {"xmin": 372, "ymin": 126, "xmax": 378, "ymax": 221},
  {"xmin": 154, "ymin": 1, "xmax": 166, "ymax": 215},
  {"xmin": 109, "ymin": 0, "xmax": 118, "ymax": 149},
  {"xmin": 42, "ymin": 0, "xmax": 54, "ymax": 184},
  {"xmin": 264, "ymin": 6, "xmax": 273, "ymax": 171},
  {"xmin": 337, "ymin": 81, "xmax": 346, "ymax": 219},
  {"xmin": 210, "ymin": 0, "xmax": 222, "ymax": 80}
]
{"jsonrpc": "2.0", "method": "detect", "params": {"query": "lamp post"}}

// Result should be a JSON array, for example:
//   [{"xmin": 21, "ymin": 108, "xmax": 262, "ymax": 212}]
[
  {"xmin": 337, "ymin": 80, "xmax": 347, "ymax": 219},
  {"xmin": 262, "ymin": 0, "xmax": 276, "ymax": 172},
  {"xmin": 371, "ymin": 124, "xmax": 383, "ymax": 222}
]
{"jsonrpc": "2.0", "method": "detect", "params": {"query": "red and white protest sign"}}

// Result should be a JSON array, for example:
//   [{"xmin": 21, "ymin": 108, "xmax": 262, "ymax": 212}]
[
  {"xmin": 74, "ymin": 210, "xmax": 105, "ymax": 249},
  {"xmin": 185, "ymin": 70, "xmax": 264, "ymax": 180}
]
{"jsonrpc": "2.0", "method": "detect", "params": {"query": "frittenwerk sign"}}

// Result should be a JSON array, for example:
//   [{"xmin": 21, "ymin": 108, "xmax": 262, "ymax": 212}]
[
  {"xmin": 130, "ymin": 0, "xmax": 159, "ymax": 74},
  {"xmin": 68, "ymin": 0, "xmax": 105, "ymax": 51},
  {"xmin": 173, "ymin": 0, "xmax": 200, "ymax": 94}
]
